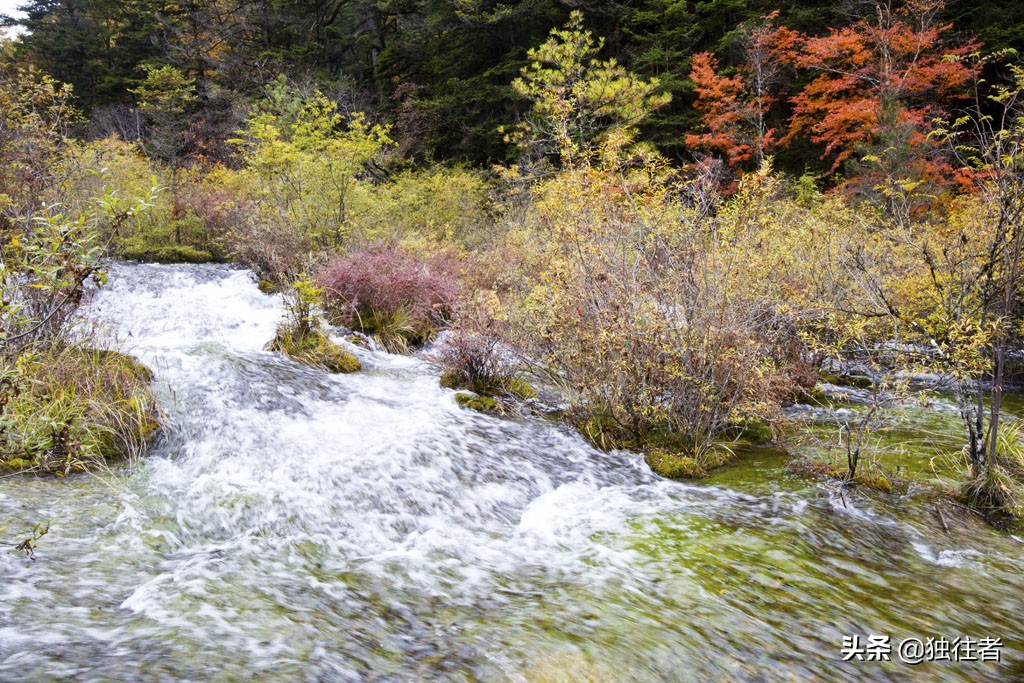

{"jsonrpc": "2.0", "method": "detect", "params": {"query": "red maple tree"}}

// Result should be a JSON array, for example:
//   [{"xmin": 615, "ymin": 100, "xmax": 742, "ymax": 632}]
[
  {"xmin": 686, "ymin": 12, "xmax": 797, "ymax": 167},
  {"xmin": 783, "ymin": 0, "xmax": 979, "ymax": 178}
]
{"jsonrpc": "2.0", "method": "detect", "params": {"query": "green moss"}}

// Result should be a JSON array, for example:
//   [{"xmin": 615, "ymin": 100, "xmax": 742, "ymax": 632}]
[
  {"xmin": 853, "ymin": 469, "xmax": 895, "ymax": 493},
  {"xmin": 788, "ymin": 457, "xmax": 900, "ymax": 494},
  {"xmin": 803, "ymin": 384, "xmax": 829, "ymax": 403},
  {"xmin": 454, "ymin": 392, "xmax": 499, "ymax": 413},
  {"xmin": 122, "ymin": 245, "xmax": 214, "ymax": 264},
  {"xmin": 439, "ymin": 370, "xmax": 537, "ymax": 402},
  {"xmin": 820, "ymin": 371, "xmax": 873, "ymax": 389},
  {"xmin": 725, "ymin": 418, "xmax": 773, "ymax": 444},
  {"xmin": 439, "ymin": 370, "xmax": 462, "ymax": 389},
  {"xmin": 504, "ymin": 378, "xmax": 538, "ymax": 400},
  {"xmin": 701, "ymin": 446, "xmax": 736, "ymax": 470},
  {"xmin": 346, "ymin": 334, "xmax": 371, "ymax": 350},
  {"xmin": 257, "ymin": 279, "xmax": 277, "ymax": 294},
  {"xmin": 644, "ymin": 450, "xmax": 706, "ymax": 479},
  {"xmin": 268, "ymin": 328, "xmax": 360, "ymax": 374},
  {"xmin": 3, "ymin": 458, "xmax": 33, "ymax": 471},
  {"xmin": 320, "ymin": 341, "xmax": 362, "ymax": 373}
]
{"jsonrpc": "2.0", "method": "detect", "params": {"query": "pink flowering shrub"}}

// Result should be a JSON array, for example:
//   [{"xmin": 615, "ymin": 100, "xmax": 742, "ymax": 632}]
[{"xmin": 316, "ymin": 247, "xmax": 462, "ymax": 350}]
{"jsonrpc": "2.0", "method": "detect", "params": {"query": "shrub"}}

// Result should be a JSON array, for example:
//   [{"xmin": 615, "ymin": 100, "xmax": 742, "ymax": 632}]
[
  {"xmin": 0, "ymin": 69, "xmax": 162, "ymax": 476},
  {"xmin": 316, "ymin": 247, "xmax": 461, "ymax": 352},
  {"xmin": 267, "ymin": 277, "xmax": 360, "ymax": 373},
  {"xmin": 958, "ymin": 469, "xmax": 1024, "ymax": 520},
  {"xmin": 437, "ymin": 332, "xmax": 516, "ymax": 394},
  {"xmin": 227, "ymin": 211, "xmax": 310, "ymax": 284},
  {"xmin": 352, "ymin": 167, "xmax": 491, "ymax": 247},
  {"xmin": 61, "ymin": 140, "xmax": 229, "ymax": 263},
  {"xmin": 500, "ymin": 158, "xmax": 800, "ymax": 460},
  {"xmin": 232, "ymin": 86, "xmax": 392, "ymax": 253},
  {"xmin": 168, "ymin": 168, "xmax": 248, "ymax": 261}
]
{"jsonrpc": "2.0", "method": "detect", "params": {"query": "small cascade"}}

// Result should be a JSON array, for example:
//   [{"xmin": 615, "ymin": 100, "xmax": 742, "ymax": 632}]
[{"xmin": 0, "ymin": 262, "xmax": 1020, "ymax": 682}]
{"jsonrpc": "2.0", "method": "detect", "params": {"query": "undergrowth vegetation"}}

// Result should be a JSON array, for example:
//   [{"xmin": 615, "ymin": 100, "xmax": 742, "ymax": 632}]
[
  {"xmin": 5, "ymin": 13, "xmax": 1024, "ymax": 525},
  {"xmin": 0, "ymin": 66, "xmax": 160, "ymax": 475},
  {"xmin": 267, "ymin": 277, "xmax": 361, "ymax": 373},
  {"xmin": 0, "ymin": 346, "xmax": 160, "ymax": 473}
]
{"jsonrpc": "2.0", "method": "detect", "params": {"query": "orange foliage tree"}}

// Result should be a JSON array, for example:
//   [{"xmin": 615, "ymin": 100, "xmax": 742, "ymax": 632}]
[
  {"xmin": 782, "ymin": 0, "xmax": 978, "ymax": 192},
  {"xmin": 686, "ymin": 12, "xmax": 796, "ymax": 168}
]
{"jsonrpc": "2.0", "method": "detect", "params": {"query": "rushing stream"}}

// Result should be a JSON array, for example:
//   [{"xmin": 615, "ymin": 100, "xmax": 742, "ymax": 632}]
[{"xmin": 1, "ymin": 262, "xmax": 1022, "ymax": 682}]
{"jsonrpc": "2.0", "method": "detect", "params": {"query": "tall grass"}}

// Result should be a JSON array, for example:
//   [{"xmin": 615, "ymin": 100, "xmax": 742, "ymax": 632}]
[{"xmin": 0, "ymin": 344, "xmax": 160, "ymax": 474}]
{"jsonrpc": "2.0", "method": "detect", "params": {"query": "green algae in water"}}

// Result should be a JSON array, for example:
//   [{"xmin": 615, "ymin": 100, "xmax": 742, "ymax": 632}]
[
  {"xmin": 700, "ymin": 446, "xmax": 807, "ymax": 494},
  {"xmin": 786, "ymin": 396, "xmax": 969, "ymax": 488}
]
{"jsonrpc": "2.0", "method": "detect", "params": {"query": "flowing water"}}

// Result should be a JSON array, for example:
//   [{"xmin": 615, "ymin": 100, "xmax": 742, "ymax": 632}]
[{"xmin": 1, "ymin": 263, "xmax": 1022, "ymax": 682}]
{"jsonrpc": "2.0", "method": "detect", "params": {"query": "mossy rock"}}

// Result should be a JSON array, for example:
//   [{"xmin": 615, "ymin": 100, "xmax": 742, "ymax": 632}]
[
  {"xmin": 346, "ymin": 334, "xmax": 371, "ymax": 350},
  {"xmin": 820, "ymin": 372, "xmax": 874, "ymax": 389},
  {"xmin": 320, "ymin": 342, "xmax": 362, "ymax": 374},
  {"xmin": 454, "ymin": 392, "xmax": 499, "ymax": 413},
  {"xmin": 438, "ymin": 372, "xmax": 537, "ymax": 401},
  {"xmin": 787, "ymin": 458, "xmax": 845, "ymax": 479},
  {"xmin": 122, "ymin": 245, "xmax": 214, "ymax": 264},
  {"xmin": 439, "ymin": 371, "xmax": 461, "ymax": 389},
  {"xmin": 257, "ymin": 279, "xmax": 277, "ymax": 294},
  {"xmin": 804, "ymin": 384, "xmax": 829, "ymax": 403},
  {"xmin": 268, "ymin": 328, "xmax": 360, "ymax": 374},
  {"xmin": 645, "ymin": 450, "xmax": 706, "ymax": 479},
  {"xmin": 701, "ymin": 447, "xmax": 736, "ymax": 470},
  {"xmin": 2, "ymin": 457, "xmax": 33, "ymax": 472},
  {"xmin": 790, "ymin": 459, "xmax": 899, "ymax": 494},
  {"xmin": 0, "ymin": 346, "xmax": 161, "ymax": 474},
  {"xmin": 83, "ymin": 348, "xmax": 155, "ymax": 382},
  {"xmin": 854, "ymin": 469, "xmax": 894, "ymax": 493},
  {"xmin": 504, "ymin": 378, "xmax": 538, "ymax": 400}
]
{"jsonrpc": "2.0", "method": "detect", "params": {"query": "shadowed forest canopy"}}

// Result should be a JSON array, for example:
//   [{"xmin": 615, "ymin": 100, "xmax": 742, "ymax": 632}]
[{"xmin": 1, "ymin": 0, "xmax": 1018, "ymax": 166}]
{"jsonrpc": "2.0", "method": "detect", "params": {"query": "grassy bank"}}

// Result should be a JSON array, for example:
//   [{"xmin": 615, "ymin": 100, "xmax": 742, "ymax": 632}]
[{"xmin": 1, "ymin": 346, "xmax": 160, "ymax": 475}]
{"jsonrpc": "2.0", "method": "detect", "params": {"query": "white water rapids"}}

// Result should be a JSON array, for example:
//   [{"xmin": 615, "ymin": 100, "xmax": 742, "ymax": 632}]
[{"xmin": 0, "ymin": 263, "xmax": 1022, "ymax": 682}]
